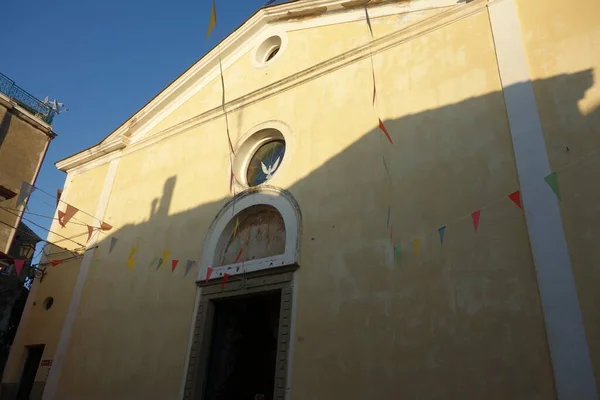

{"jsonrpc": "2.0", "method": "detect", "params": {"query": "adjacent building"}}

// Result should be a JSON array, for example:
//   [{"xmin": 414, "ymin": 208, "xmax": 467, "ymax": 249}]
[{"xmin": 3, "ymin": 0, "xmax": 600, "ymax": 398}]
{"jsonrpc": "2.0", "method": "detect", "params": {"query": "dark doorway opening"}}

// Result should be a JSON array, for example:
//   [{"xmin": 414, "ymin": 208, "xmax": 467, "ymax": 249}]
[
  {"xmin": 17, "ymin": 344, "xmax": 44, "ymax": 400},
  {"xmin": 204, "ymin": 290, "xmax": 281, "ymax": 400}
]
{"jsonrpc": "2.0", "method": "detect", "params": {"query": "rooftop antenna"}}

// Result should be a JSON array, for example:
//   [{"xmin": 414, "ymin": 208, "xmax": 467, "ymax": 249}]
[{"xmin": 42, "ymin": 96, "xmax": 68, "ymax": 114}]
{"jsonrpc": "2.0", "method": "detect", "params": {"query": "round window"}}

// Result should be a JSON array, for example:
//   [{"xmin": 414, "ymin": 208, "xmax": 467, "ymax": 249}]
[
  {"xmin": 254, "ymin": 35, "xmax": 283, "ymax": 67},
  {"xmin": 246, "ymin": 140, "xmax": 286, "ymax": 187}
]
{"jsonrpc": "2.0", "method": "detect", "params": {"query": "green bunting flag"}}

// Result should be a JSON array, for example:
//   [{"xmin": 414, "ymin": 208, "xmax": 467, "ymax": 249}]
[{"xmin": 544, "ymin": 172, "xmax": 561, "ymax": 200}]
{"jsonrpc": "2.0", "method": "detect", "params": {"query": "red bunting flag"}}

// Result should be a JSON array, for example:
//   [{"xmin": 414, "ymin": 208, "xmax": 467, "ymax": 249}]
[
  {"xmin": 222, "ymin": 273, "xmax": 230, "ymax": 289},
  {"xmin": 86, "ymin": 225, "xmax": 94, "ymax": 243},
  {"xmin": 59, "ymin": 204, "xmax": 78, "ymax": 228},
  {"xmin": 171, "ymin": 260, "xmax": 179, "ymax": 272},
  {"xmin": 508, "ymin": 190, "xmax": 522, "ymax": 209},
  {"xmin": 471, "ymin": 210, "xmax": 481, "ymax": 232},
  {"xmin": 378, "ymin": 119, "xmax": 393, "ymax": 144},
  {"xmin": 100, "ymin": 222, "xmax": 112, "ymax": 231},
  {"xmin": 234, "ymin": 248, "xmax": 243, "ymax": 264},
  {"xmin": 14, "ymin": 260, "xmax": 25, "ymax": 276},
  {"xmin": 205, "ymin": 266, "xmax": 213, "ymax": 283},
  {"xmin": 229, "ymin": 169, "xmax": 235, "ymax": 193},
  {"xmin": 50, "ymin": 260, "xmax": 63, "ymax": 267}
]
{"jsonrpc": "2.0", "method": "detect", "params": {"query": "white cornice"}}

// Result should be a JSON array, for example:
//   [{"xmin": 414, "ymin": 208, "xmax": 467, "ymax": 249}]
[{"xmin": 57, "ymin": 0, "xmax": 474, "ymax": 173}]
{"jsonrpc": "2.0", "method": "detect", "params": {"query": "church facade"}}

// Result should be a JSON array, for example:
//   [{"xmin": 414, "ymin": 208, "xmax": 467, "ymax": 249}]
[{"xmin": 2, "ymin": 0, "xmax": 600, "ymax": 398}]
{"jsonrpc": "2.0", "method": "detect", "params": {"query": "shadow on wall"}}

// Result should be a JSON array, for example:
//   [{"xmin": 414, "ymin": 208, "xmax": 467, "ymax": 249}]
[{"xmin": 27, "ymin": 69, "xmax": 600, "ymax": 399}]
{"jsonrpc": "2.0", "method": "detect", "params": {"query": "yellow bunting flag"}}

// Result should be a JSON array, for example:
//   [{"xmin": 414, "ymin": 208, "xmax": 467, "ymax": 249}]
[
  {"xmin": 128, "ymin": 246, "xmax": 138, "ymax": 260},
  {"xmin": 233, "ymin": 218, "xmax": 240, "ymax": 238},
  {"xmin": 126, "ymin": 258, "xmax": 136, "ymax": 271},
  {"xmin": 413, "ymin": 238, "xmax": 420, "ymax": 256},
  {"xmin": 206, "ymin": 0, "xmax": 217, "ymax": 40},
  {"xmin": 161, "ymin": 250, "xmax": 171, "ymax": 268}
]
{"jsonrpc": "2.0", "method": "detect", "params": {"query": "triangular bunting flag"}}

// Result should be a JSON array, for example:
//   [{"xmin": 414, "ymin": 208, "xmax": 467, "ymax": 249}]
[
  {"xmin": 229, "ymin": 169, "xmax": 235, "ymax": 194},
  {"xmin": 126, "ymin": 258, "xmax": 136, "ymax": 271},
  {"xmin": 205, "ymin": 266, "xmax": 214, "ymax": 283},
  {"xmin": 109, "ymin": 237, "xmax": 118, "ymax": 253},
  {"xmin": 148, "ymin": 256, "xmax": 158, "ymax": 268},
  {"xmin": 394, "ymin": 245, "xmax": 401, "ymax": 263},
  {"xmin": 413, "ymin": 238, "xmax": 420, "ymax": 256},
  {"xmin": 234, "ymin": 248, "xmax": 243, "ymax": 264},
  {"xmin": 86, "ymin": 225, "xmax": 94, "ymax": 243},
  {"xmin": 471, "ymin": 210, "xmax": 481, "ymax": 232},
  {"xmin": 222, "ymin": 273, "xmax": 230, "ymax": 289},
  {"xmin": 544, "ymin": 172, "xmax": 561, "ymax": 200},
  {"xmin": 50, "ymin": 260, "xmax": 63, "ymax": 267},
  {"xmin": 206, "ymin": 0, "xmax": 217, "ymax": 39},
  {"xmin": 91, "ymin": 259, "xmax": 101, "ymax": 267},
  {"xmin": 57, "ymin": 211, "xmax": 65, "ymax": 224},
  {"xmin": 161, "ymin": 250, "xmax": 171, "ymax": 266},
  {"xmin": 508, "ymin": 190, "xmax": 522, "ymax": 209},
  {"xmin": 128, "ymin": 246, "xmax": 138, "ymax": 260},
  {"xmin": 438, "ymin": 226, "xmax": 446, "ymax": 247},
  {"xmin": 100, "ymin": 222, "xmax": 112, "ymax": 231},
  {"xmin": 364, "ymin": 5, "xmax": 373, "ymax": 38},
  {"xmin": 14, "ymin": 260, "xmax": 25, "ymax": 276},
  {"xmin": 59, "ymin": 204, "xmax": 79, "ymax": 228},
  {"xmin": 156, "ymin": 258, "xmax": 163, "ymax": 270},
  {"xmin": 16, "ymin": 182, "xmax": 35, "ymax": 207},
  {"xmin": 171, "ymin": 259, "xmax": 179, "ymax": 272},
  {"xmin": 378, "ymin": 119, "xmax": 393, "ymax": 144},
  {"xmin": 184, "ymin": 260, "xmax": 195, "ymax": 277}
]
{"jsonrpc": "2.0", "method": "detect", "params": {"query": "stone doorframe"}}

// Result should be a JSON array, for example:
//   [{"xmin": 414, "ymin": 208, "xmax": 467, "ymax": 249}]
[
  {"xmin": 183, "ymin": 266, "xmax": 297, "ymax": 400},
  {"xmin": 181, "ymin": 186, "xmax": 302, "ymax": 400}
]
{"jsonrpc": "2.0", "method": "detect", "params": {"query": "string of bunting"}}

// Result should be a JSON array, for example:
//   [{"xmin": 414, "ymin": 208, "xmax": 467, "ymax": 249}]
[{"xmin": 0, "ymin": 4, "xmax": 587, "ymax": 284}]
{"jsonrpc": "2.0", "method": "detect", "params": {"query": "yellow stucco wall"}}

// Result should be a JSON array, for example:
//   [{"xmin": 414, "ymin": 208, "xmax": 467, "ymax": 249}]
[
  {"xmin": 9, "ymin": 4, "xmax": 561, "ymax": 399},
  {"xmin": 2, "ymin": 164, "xmax": 108, "ymax": 386},
  {"xmin": 516, "ymin": 0, "xmax": 600, "ymax": 390}
]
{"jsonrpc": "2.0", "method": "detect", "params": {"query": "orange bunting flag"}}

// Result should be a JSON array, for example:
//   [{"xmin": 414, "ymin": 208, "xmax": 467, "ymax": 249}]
[
  {"xmin": 413, "ymin": 238, "xmax": 420, "ymax": 256},
  {"xmin": 378, "ymin": 119, "xmax": 393, "ymax": 144},
  {"xmin": 206, "ymin": 0, "xmax": 216, "ymax": 39},
  {"xmin": 171, "ymin": 260, "xmax": 179, "ymax": 272},
  {"xmin": 509, "ymin": 190, "xmax": 522, "ymax": 209},
  {"xmin": 14, "ymin": 260, "xmax": 25, "ymax": 276},
  {"xmin": 59, "ymin": 204, "xmax": 78, "ymax": 228},
  {"xmin": 234, "ymin": 248, "xmax": 243, "ymax": 264},
  {"xmin": 205, "ymin": 266, "xmax": 214, "ymax": 283},
  {"xmin": 471, "ymin": 210, "xmax": 481, "ymax": 232},
  {"xmin": 50, "ymin": 260, "xmax": 63, "ymax": 267},
  {"xmin": 222, "ymin": 273, "xmax": 230, "ymax": 289},
  {"xmin": 86, "ymin": 225, "xmax": 94, "ymax": 243},
  {"xmin": 101, "ymin": 222, "xmax": 112, "ymax": 231}
]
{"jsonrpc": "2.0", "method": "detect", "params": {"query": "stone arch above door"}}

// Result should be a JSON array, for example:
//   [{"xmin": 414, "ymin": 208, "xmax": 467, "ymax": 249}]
[{"xmin": 197, "ymin": 186, "xmax": 302, "ymax": 282}]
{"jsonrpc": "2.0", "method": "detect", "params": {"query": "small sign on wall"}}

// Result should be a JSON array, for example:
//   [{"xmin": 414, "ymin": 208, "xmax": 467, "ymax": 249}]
[{"xmin": 41, "ymin": 360, "xmax": 52, "ymax": 367}]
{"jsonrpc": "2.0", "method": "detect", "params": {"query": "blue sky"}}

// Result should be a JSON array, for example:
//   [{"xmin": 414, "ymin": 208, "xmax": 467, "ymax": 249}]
[{"xmin": 2, "ymin": 0, "xmax": 273, "ymax": 256}]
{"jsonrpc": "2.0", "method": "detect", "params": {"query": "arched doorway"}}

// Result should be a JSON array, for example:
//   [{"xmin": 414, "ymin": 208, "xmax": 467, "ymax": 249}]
[{"xmin": 183, "ymin": 187, "xmax": 301, "ymax": 400}]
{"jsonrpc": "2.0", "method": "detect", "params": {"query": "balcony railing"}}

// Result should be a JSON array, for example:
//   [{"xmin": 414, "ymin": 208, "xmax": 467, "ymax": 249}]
[{"xmin": 0, "ymin": 73, "xmax": 55, "ymax": 124}]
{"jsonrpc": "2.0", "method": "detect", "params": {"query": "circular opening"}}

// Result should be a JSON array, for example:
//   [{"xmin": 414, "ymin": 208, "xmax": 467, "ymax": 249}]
[
  {"xmin": 246, "ymin": 140, "xmax": 286, "ymax": 187},
  {"xmin": 255, "ymin": 36, "xmax": 282, "ymax": 66},
  {"xmin": 43, "ymin": 297, "xmax": 54, "ymax": 310}
]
